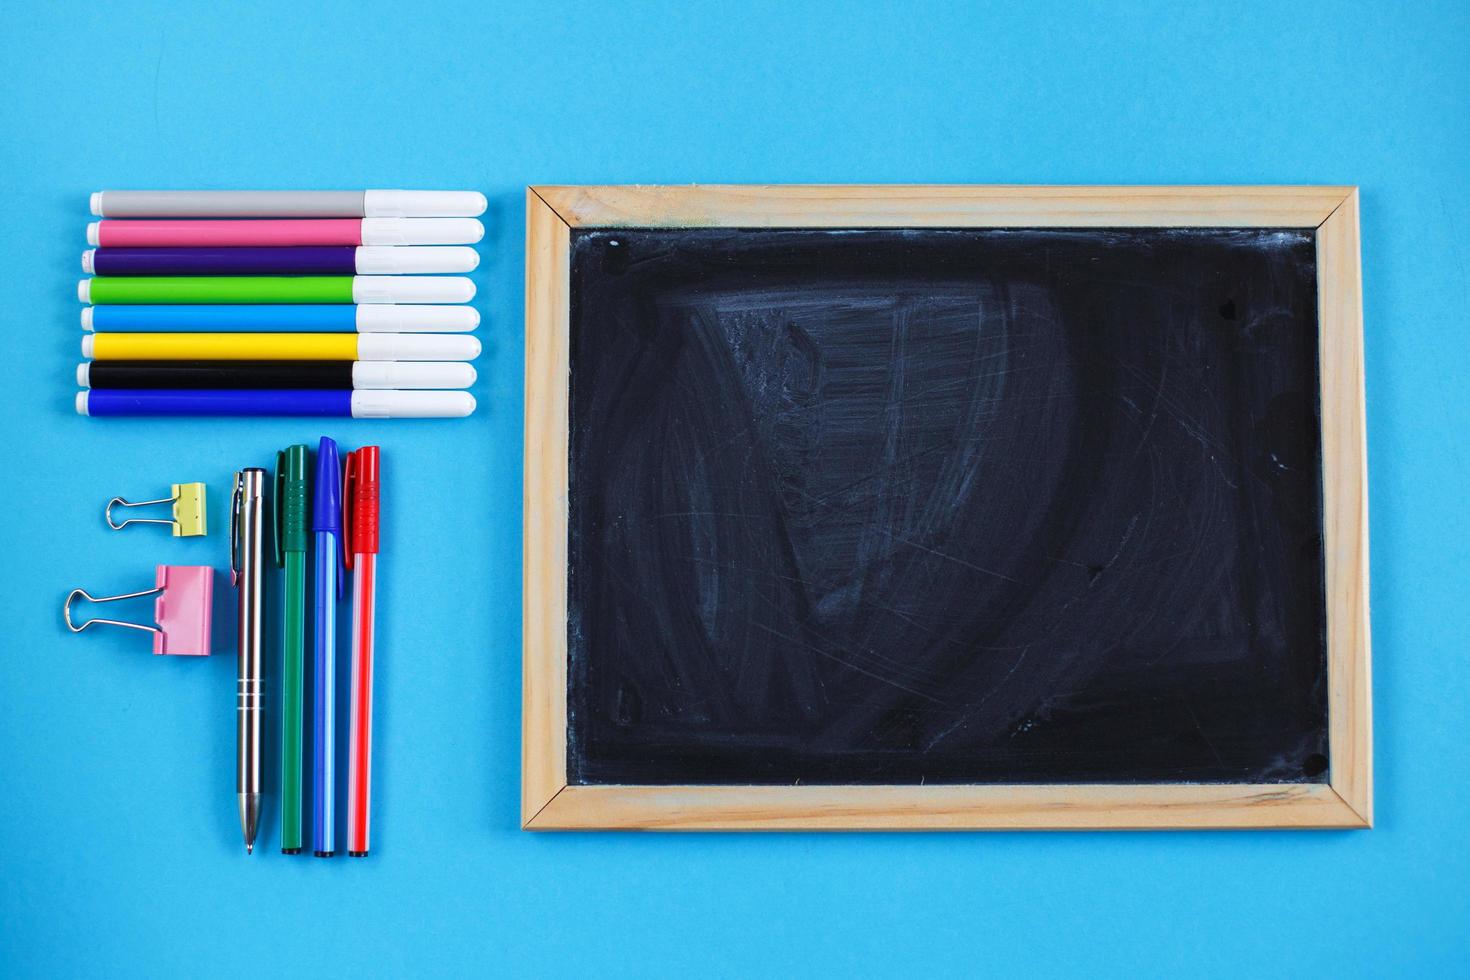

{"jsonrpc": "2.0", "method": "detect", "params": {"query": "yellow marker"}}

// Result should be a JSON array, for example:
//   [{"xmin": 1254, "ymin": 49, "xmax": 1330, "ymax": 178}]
[
  {"xmin": 80, "ymin": 333, "xmax": 480, "ymax": 362},
  {"xmin": 85, "ymin": 332, "xmax": 356, "ymax": 361}
]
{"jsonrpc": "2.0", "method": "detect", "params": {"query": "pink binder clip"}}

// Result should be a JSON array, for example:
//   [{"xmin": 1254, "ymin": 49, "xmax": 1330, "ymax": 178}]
[{"xmin": 64, "ymin": 565, "xmax": 214, "ymax": 656}]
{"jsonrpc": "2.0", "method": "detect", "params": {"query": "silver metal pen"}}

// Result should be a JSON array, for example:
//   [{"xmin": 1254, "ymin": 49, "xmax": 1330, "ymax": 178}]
[{"xmin": 231, "ymin": 469, "xmax": 266, "ymax": 854}]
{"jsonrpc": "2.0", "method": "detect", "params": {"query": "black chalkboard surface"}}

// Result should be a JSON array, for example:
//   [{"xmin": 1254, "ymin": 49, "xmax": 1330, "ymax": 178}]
[{"xmin": 566, "ymin": 227, "xmax": 1327, "ymax": 787}]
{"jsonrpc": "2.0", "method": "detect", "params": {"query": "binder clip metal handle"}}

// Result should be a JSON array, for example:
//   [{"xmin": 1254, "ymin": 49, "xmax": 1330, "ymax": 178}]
[
  {"xmin": 63, "ymin": 566, "xmax": 214, "ymax": 656},
  {"xmin": 105, "ymin": 482, "xmax": 207, "ymax": 537}
]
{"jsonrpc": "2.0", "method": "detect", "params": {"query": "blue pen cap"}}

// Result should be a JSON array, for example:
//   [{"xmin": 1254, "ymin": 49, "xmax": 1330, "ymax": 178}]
[{"xmin": 312, "ymin": 436, "xmax": 342, "ymax": 534}]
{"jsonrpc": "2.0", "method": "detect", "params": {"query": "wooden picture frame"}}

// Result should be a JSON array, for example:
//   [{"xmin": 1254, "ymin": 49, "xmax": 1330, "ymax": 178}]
[{"xmin": 523, "ymin": 185, "xmax": 1371, "ymax": 830}]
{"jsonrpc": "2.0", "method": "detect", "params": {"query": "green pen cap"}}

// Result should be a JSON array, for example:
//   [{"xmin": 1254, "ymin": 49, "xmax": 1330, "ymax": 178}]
[{"xmin": 274, "ymin": 445, "xmax": 311, "ymax": 563}]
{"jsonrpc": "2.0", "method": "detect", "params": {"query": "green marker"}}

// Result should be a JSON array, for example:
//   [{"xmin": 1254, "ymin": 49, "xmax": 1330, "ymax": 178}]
[
  {"xmin": 77, "ymin": 275, "xmax": 474, "ymax": 305},
  {"xmin": 275, "ymin": 446, "xmax": 311, "ymax": 855}
]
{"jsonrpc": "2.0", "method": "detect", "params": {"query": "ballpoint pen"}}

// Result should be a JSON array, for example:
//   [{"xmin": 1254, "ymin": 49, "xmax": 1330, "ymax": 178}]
[
  {"xmin": 345, "ymin": 446, "xmax": 381, "ymax": 857},
  {"xmin": 312, "ymin": 437, "xmax": 344, "ymax": 857},
  {"xmin": 230, "ymin": 468, "xmax": 267, "ymax": 855},
  {"xmin": 275, "ymin": 446, "xmax": 310, "ymax": 855}
]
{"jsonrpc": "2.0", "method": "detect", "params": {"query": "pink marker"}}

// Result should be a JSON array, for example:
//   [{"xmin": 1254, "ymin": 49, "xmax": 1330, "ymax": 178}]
[{"xmin": 87, "ymin": 217, "xmax": 484, "ymax": 248}]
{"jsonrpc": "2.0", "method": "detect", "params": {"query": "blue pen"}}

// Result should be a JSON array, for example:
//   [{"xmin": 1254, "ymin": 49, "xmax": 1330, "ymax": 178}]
[
  {"xmin": 312, "ymin": 437, "xmax": 344, "ymax": 857},
  {"xmin": 82, "ymin": 304, "xmax": 478, "ymax": 333}
]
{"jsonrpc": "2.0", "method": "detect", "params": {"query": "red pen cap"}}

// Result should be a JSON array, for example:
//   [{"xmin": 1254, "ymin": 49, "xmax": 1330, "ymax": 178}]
[{"xmin": 343, "ymin": 446, "xmax": 380, "ymax": 567}]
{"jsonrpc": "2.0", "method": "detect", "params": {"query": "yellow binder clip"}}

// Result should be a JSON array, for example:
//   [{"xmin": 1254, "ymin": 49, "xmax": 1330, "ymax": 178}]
[{"xmin": 105, "ymin": 482, "xmax": 207, "ymax": 537}]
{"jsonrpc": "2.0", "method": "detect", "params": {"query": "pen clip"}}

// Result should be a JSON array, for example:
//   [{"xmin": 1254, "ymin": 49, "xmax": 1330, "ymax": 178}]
[
  {"xmin": 272, "ymin": 451, "xmax": 286, "ymax": 568},
  {"xmin": 342, "ymin": 449, "xmax": 357, "ymax": 572},
  {"xmin": 229, "ymin": 472, "xmax": 242, "ymax": 587}
]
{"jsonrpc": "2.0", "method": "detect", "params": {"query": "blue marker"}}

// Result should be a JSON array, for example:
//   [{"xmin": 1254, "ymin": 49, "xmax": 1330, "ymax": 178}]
[
  {"xmin": 76, "ymin": 390, "xmax": 475, "ymax": 418},
  {"xmin": 82, "ymin": 304, "xmax": 479, "ymax": 333},
  {"xmin": 312, "ymin": 437, "xmax": 344, "ymax": 857}
]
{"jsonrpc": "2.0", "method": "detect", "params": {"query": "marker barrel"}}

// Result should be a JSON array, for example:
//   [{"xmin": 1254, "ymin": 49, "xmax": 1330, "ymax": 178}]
[
  {"xmin": 85, "ymin": 246, "xmax": 479, "ymax": 276},
  {"xmin": 77, "ymin": 389, "xmax": 477, "ymax": 418},
  {"xmin": 84, "ymin": 304, "xmax": 479, "ymax": 333},
  {"xmin": 80, "ymin": 360, "xmax": 476, "ymax": 390},
  {"xmin": 80, "ymin": 276, "xmax": 475, "ymax": 305},
  {"xmin": 89, "ymin": 218, "xmax": 484, "ymax": 247},
  {"xmin": 91, "ymin": 190, "xmax": 487, "ymax": 218},
  {"xmin": 83, "ymin": 332, "xmax": 481, "ymax": 362}
]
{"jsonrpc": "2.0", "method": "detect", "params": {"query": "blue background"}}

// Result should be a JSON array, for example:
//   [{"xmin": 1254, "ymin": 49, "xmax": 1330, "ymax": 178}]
[{"xmin": 2, "ymin": 2, "xmax": 1466, "ymax": 976}]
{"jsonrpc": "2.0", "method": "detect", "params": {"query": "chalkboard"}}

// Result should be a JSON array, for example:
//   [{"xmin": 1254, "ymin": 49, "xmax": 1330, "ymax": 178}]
[{"xmin": 524, "ymin": 186, "xmax": 1370, "ymax": 829}]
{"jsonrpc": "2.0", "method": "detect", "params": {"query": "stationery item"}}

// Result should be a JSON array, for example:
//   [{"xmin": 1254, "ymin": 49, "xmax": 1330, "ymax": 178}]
[
  {"xmin": 275, "ymin": 446, "xmax": 310, "ymax": 855},
  {"xmin": 77, "ymin": 390, "xmax": 477, "ymax": 418},
  {"xmin": 344, "ymin": 446, "xmax": 380, "ymax": 857},
  {"xmin": 230, "ymin": 468, "xmax": 266, "ymax": 854},
  {"xmin": 79, "ymin": 275, "xmax": 476, "ymax": 305},
  {"xmin": 88, "ymin": 217, "xmax": 484, "ymax": 247},
  {"xmin": 63, "ymin": 565, "xmax": 214, "ymax": 656},
  {"xmin": 83, "ymin": 333, "xmax": 481, "ymax": 361},
  {"xmin": 80, "ymin": 360, "xmax": 476, "ymax": 390},
  {"xmin": 104, "ymin": 482, "xmax": 207, "ymax": 536},
  {"xmin": 91, "ymin": 190, "xmax": 488, "ymax": 218},
  {"xmin": 84, "ymin": 246, "xmax": 479, "ymax": 277},
  {"xmin": 83, "ymin": 304, "xmax": 479, "ymax": 333},
  {"xmin": 312, "ymin": 438, "xmax": 343, "ymax": 857}
]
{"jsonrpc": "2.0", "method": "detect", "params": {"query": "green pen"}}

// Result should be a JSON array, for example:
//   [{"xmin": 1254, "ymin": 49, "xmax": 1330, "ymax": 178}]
[{"xmin": 275, "ymin": 446, "xmax": 310, "ymax": 855}]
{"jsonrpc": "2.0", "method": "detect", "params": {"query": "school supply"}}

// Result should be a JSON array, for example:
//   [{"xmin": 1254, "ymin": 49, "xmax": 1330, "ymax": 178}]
[
  {"xmin": 82, "ymin": 332, "xmax": 480, "ymax": 362},
  {"xmin": 83, "ymin": 304, "xmax": 479, "ymax": 333},
  {"xmin": 104, "ymin": 482, "xmax": 207, "ymax": 536},
  {"xmin": 91, "ymin": 190, "xmax": 488, "ymax": 218},
  {"xmin": 230, "ymin": 468, "xmax": 267, "ymax": 854},
  {"xmin": 312, "ymin": 438, "xmax": 343, "ymax": 857},
  {"xmin": 88, "ymin": 217, "xmax": 484, "ymax": 247},
  {"xmin": 80, "ymin": 361, "xmax": 476, "ymax": 390},
  {"xmin": 77, "ymin": 390, "xmax": 477, "ymax": 418},
  {"xmin": 64, "ymin": 565, "xmax": 214, "ymax": 656},
  {"xmin": 275, "ymin": 446, "xmax": 310, "ymax": 855},
  {"xmin": 84, "ymin": 246, "xmax": 479, "ymax": 277},
  {"xmin": 79, "ymin": 275, "xmax": 476, "ymax": 305},
  {"xmin": 344, "ymin": 446, "xmax": 380, "ymax": 857}
]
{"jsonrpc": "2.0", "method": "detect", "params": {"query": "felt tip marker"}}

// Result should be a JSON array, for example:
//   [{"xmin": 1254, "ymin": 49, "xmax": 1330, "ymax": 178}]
[
  {"xmin": 82, "ymin": 332, "xmax": 481, "ymax": 362},
  {"xmin": 91, "ymin": 190, "xmax": 487, "ymax": 218},
  {"xmin": 79, "ymin": 276, "xmax": 475, "ymax": 305},
  {"xmin": 78, "ymin": 360, "xmax": 477, "ymax": 390},
  {"xmin": 88, "ymin": 217, "xmax": 484, "ymax": 247},
  {"xmin": 77, "ymin": 389, "xmax": 477, "ymax": 418},
  {"xmin": 82, "ymin": 304, "xmax": 479, "ymax": 333},
  {"xmin": 83, "ymin": 246, "xmax": 479, "ymax": 277}
]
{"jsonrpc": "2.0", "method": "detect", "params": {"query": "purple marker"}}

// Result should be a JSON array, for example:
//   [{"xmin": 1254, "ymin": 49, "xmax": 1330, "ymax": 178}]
[{"xmin": 83, "ymin": 246, "xmax": 478, "ymax": 277}]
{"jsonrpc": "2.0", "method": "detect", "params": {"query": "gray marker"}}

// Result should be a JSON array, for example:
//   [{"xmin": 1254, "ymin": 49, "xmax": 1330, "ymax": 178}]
[{"xmin": 90, "ymin": 189, "xmax": 487, "ymax": 218}]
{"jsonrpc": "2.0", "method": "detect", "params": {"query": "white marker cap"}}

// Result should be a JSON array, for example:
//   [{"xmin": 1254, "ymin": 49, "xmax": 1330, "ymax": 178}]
[
  {"xmin": 363, "ymin": 190, "xmax": 486, "ymax": 218},
  {"xmin": 81, "ymin": 307, "xmax": 94, "ymax": 331},
  {"xmin": 360, "ymin": 218, "xmax": 484, "ymax": 246},
  {"xmin": 351, "ymin": 275, "xmax": 475, "ymax": 305},
  {"xmin": 81, "ymin": 335, "xmax": 94, "ymax": 358},
  {"xmin": 350, "ymin": 390, "xmax": 476, "ymax": 418},
  {"xmin": 87, "ymin": 222, "xmax": 100, "ymax": 246},
  {"xmin": 76, "ymin": 391, "xmax": 91, "ymax": 415},
  {"xmin": 82, "ymin": 250, "xmax": 95, "ymax": 274},
  {"xmin": 354, "ymin": 304, "xmax": 479, "ymax": 332},
  {"xmin": 89, "ymin": 193, "xmax": 103, "ymax": 216},
  {"xmin": 78, "ymin": 279, "xmax": 92, "ymax": 303},
  {"xmin": 77, "ymin": 363, "xmax": 91, "ymax": 387},
  {"xmin": 353, "ymin": 246, "xmax": 479, "ymax": 274},
  {"xmin": 351, "ymin": 362, "xmax": 476, "ymax": 389},
  {"xmin": 355, "ymin": 334, "xmax": 481, "ymax": 361}
]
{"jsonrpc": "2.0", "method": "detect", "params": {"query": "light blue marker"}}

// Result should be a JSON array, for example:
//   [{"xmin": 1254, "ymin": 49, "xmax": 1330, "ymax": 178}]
[{"xmin": 82, "ymin": 304, "xmax": 479, "ymax": 333}]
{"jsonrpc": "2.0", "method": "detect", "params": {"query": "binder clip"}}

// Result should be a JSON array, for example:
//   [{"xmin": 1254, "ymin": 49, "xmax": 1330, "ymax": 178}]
[
  {"xmin": 64, "ymin": 565, "xmax": 214, "ymax": 656},
  {"xmin": 105, "ymin": 482, "xmax": 207, "ymax": 537}
]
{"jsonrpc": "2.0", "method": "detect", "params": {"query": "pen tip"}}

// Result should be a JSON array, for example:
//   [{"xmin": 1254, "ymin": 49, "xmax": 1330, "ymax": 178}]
[{"xmin": 246, "ymin": 843, "xmax": 254, "ymax": 855}]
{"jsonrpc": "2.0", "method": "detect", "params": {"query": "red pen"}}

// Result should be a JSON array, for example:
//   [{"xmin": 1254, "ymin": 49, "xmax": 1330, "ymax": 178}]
[{"xmin": 344, "ymin": 446, "xmax": 380, "ymax": 857}]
